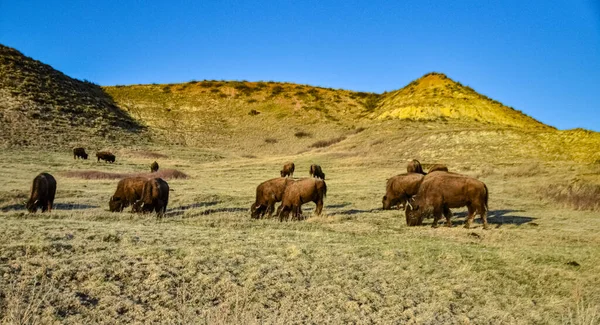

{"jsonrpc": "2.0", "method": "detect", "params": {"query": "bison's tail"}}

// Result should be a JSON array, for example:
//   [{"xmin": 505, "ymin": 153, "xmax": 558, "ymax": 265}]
[
  {"xmin": 483, "ymin": 183, "xmax": 489, "ymax": 212},
  {"xmin": 322, "ymin": 180, "xmax": 327, "ymax": 197}
]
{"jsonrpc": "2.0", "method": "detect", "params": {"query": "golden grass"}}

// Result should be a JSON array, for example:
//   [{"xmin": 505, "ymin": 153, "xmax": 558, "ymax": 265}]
[
  {"xmin": 0, "ymin": 147, "xmax": 599, "ymax": 324},
  {"xmin": 61, "ymin": 169, "xmax": 189, "ymax": 180}
]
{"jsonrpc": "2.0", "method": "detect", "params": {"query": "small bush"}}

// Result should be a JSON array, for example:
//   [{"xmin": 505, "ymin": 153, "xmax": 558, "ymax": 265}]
[
  {"xmin": 264, "ymin": 138, "xmax": 278, "ymax": 144},
  {"xmin": 363, "ymin": 94, "xmax": 380, "ymax": 112},
  {"xmin": 248, "ymin": 109, "xmax": 260, "ymax": 116},
  {"xmin": 294, "ymin": 131, "xmax": 312, "ymax": 138},
  {"xmin": 540, "ymin": 181, "xmax": 600, "ymax": 211},
  {"xmin": 62, "ymin": 169, "xmax": 189, "ymax": 180},
  {"xmin": 271, "ymin": 86, "xmax": 284, "ymax": 96},
  {"xmin": 351, "ymin": 127, "xmax": 366, "ymax": 134},
  {"xmin": 210, "ymin": 88, "xmax": 221, "ymax": 93},
  {"xmin": 309, "ymin": 136, "xmax": 347, "ymax": 148},
  {"xmin": 246, "ymin": 99, "xmax": 258, "ymax": 104}
]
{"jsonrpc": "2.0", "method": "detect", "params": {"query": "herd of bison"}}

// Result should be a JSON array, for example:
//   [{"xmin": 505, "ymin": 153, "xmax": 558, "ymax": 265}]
[{"xmin": 23, "ymin": 148, "xmax": 490, "ymax": 228}]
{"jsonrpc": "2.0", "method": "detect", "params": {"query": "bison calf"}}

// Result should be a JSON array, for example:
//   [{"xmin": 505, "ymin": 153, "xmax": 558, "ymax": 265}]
[
  {"xmin": 309, "ymin": 164, "xmax": 325, "ymax": 179},
  {"xmin": 26, "ymin": 173, "xmax": 57, "ymax": 213},
  {"xmin": 407, "ymin": 159, "xmax": 425, "ymax": 175},
  {"xmin": 251, "ymin": 177, "xmax": 293, "ymax": 219},
  {"xmin": 73, "ymin": 147, "xmax": 88, "ymax": 159},
  {"xmin": 405, "ymin": 173, "xmax": 489, "ymax": 229},
  {"xmin": 278, "ymin": 178, "xmax": 327, "ymax": 221},
  {"xmin": 109, "ymin": 177, "xmax": 147, "ymax": 212},
  {"xmin": 133, "ymin": 178, "xmax": 169, "ymax": 218},
  {"xmin": 96, "ymin": 151, "xmax": 116, "ymax": 163},
  {"xmin": 382, "ymin": 173, "xmax": 424, "ymax": 210},
  {"xmin": 280, "ymin": 162, "xmax": 295, "ymax": 178},
  {"xmin": 150, "ymin": 161, "xmax": 159, "ymax": 173}
]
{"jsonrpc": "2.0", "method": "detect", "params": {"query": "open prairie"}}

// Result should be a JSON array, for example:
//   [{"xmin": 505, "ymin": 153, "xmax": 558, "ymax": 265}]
[{"xmin": 0, "ymin": 144, "xmax": 599, "ymax": 324}]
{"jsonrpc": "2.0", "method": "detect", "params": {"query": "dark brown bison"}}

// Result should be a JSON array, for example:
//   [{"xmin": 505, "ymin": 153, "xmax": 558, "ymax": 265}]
[
  {"xmin": 280, "ymin": 162, "xmax": 295, "ymax": 177},
  {"xmin": 428, "ymin": 164, "xmax": 449, "ymax": 173},
  {"xmin": 73, "ymin": 147, "xmax": 88, "ymax": 159},
  {"xmin": 407, "ymin": 159, "xmax": 425, "ymax": 174},
  {"xmin": 150, "ymin": 161, "xmax": 159, "ymax": 173},
  {"xmin": 133, "ymin": 178, "xmax": 169, "ymax": 218},
  {"xmin": 96, "ymin": 151, "xmax": 115, "ymax": 163},
  {"xmin": 26, "ymin": 173, "xmax": 57, "ymax": 213},
  {"xmin": 405, "ymin": 173, "xmax": 489, "ymax": 229},
  {"xmin": 278, "ymin": 178, "xmax": 327, "ymax": 221},
  {"xmin": 382, "ymin": 173, "xmax": 424, "ymax": 210},
  {"xmin": 250, "ymin": 177, "xmax": 293, "ymax": 219},
  {"xmin": 309, "ymin": 164, "xmax": 325, "ymax": 179},
  {"xmin": 108, "ymin": 177, "xmax": 147, "ymax": 212}
]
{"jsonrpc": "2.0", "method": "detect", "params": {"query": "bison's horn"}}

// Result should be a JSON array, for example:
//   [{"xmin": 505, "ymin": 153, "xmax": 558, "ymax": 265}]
[{"xmin": 406, "ymin": 201, "xmax": 413, "ymax": 210}]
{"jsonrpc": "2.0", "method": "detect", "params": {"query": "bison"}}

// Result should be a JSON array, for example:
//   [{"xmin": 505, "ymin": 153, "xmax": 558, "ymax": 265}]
[
  {"xmin": 96, "ymin": 151, "xmax": 115, "ymax": 163},
  {"xmin": 428, "ymin": 164, "xmax": 449, "ymax": 173},
  {"xmin": 407, "ymin": 159, "xmax": 425, "ymax": 174},
  {"xmin": 280, "ymin": 162, "xmax": 295, "ymax": 178},
  {"xmin": 73, "ymin": 147, "xmax": 88, "ymax": 159},
  {"xmin": 26, "ymin": 173, "xmax": 57, "ymax": 213},
  {"xmin": 250, "ymin": 177, "xmax": 293, "ymax": 219},
  {"xmin": 309, "ymin": 164, "xmax": 325, "ymax": 179},
  {"xmin": 108, "ymin": 177, "xmax": 147, "ymax": 212},
  {"xmin": 150, "ymin": 161, "xmax": 159, "ymax": 173},
  {"xmin": 405, "ymin": 173, "xmax": 489, "ymax": 229},
  {"xmin": 133, "ymin": 178, "xmax": 169, "ymax": 218},
  {"xmin": 278, "ymin": 178, "xmax": 327, "ymax": 221},
  {"xmin": 382, "ymin": 173, "xmax": 424, "ymax": 210}
]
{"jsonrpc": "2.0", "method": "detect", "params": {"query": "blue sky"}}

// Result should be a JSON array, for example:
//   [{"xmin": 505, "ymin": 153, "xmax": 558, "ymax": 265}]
[{"xmin": 1, "ymin": 0, "xmax": 599, "ymax": 130}]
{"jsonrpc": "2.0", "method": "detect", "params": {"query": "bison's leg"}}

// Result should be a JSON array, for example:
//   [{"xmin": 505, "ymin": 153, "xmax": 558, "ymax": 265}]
[
  {"xmin": 443, "ymin": 206, "xmax": 453, "ymax": 227},
  {"xmin": 480, "ymin": 208, "xmax": 490, "ymax": 230},
  {"xmin": 314, "ymin": 199, "xmax": 324, "ymax": 216},
  {"xmin": 266, "ymin": 203, "xmax": 275, "ymax": 218},
  {"xmin": 431, "ymin": 206, "xmax": 443, "ymax": 228},
  {"xmin": 464, "ymin": 205, "xmax": 475, "ymax": 229},
  {"xmin": 278, "ymin": 205, "xmax": 290, "ymax": 222}
]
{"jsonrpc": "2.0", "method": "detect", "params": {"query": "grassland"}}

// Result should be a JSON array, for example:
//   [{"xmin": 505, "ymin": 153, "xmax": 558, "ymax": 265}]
[{"xmin": 0, "ymin": 145, "xmax": 599, "ymax": 324}]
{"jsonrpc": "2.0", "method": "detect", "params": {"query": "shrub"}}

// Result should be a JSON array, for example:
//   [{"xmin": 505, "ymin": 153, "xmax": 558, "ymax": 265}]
[
  {"xmin": 540, "ymin": 181, "xmax": 600, "ymax": 211},
  {"xmin": 271, "ymin": 86, "xmax": 284, "ymax": 96},
  {"xmin": 264, "ymin": 138, "xmax": 278, "ymax": 144},
  {"xmin": 247, "ymin": 99, "xmax": 258, "ymax": 104},
  {"xmin": 210, "ymin": 88, "xmax": 220, "ymax": 93},
  {"xmin": 309, "ymin": 136, "xmax": 346, "ymax": 148},
  {"xmin": 363, "ymin": 95, "xmax": 380, "ymax": 112},
  {"xmin": 294, "ymin": 131, "xmax": 312, "ymax": 138},
  {"xmin": 61, "ymin": 169, "xmax": 189, "ymax": 180},
  {"xmin": 248, "ymin": 109, "xmax": 260, "ymax": 116}
]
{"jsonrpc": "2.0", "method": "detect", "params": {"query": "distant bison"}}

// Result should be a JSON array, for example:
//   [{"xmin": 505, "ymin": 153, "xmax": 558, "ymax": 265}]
[
  {"xmin": 250, "ymin": 177, "xmax": 293, "ymax": 219},
  {"xmin": 382, "ymin": 173, "xmax": 424, "ymax": 210},
  {"xmin": 73, "ymin": 147, "xmax": 88, "ymax": 160},
  {"xmin": 96, "ymin": 151, "xmax": 115, "ymax": 163},
  {"xmin": 109, "ymin": 177, "xmax": 147, "ymax": 212},
  {"xmin": 428, "ymin": 164, "xmax": 449, "ymax": 173},
  {"xmin": 26, "ymin": 173, "xmax": 57, "ymax": 213},
  {"xmin": 280, "ymin": 162, "xmax": 295, "ymax": 178},
  {"xmin": 407, "ymin": 159, "xmax": 425, "ymax": 174},
  {"xmin": 309, "ymin": 164, "xmax": 325, "ymax": 179},
  {"xmin": 405, "ymin": 172, "xmax": 489, "ymax": 229},
  {"xmin": 278, "ymin": 178, "xmax": 327, "ymax": 221},
  {"xmin": 150, "ymin": 161, "xmax": 159, "ymax": 173},
  {"xmin": 133, "ymin": 178, "xmax": 169, "ymax": 218}
]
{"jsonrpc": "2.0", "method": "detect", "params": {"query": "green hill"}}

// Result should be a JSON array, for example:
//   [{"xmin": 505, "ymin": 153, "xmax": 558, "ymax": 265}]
[{"xmin": 0, "ymin": 44, "xmax": 146, "ymax": 147}]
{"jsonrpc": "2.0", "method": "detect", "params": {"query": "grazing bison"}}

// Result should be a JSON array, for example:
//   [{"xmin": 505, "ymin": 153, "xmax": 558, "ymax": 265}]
[
  {"xmin": 109, "ymin": 177, "xmax": 147, "ymax": 212},
  {"xmin": 250, "ymin": 177, "xmax": 293, "ymax": 219},
  {"xmin": 309, "ymin": 164, "xmax": 325, "ymax": 179},
  {"xmin": 382, "ymin": 173, "xmax": 425, "ymax": 210},
  {"xmin": 96, "ymin": 151, "xmax": 116, "ymax": 163},
  {"xmin": 407, "ymin": 159, "xmax": 425, "ymax": 175},
  {"xmin": 280, "ymin": 162, "xmax": 295, "ymax": 178},
  {"xmin": 150, "ymin": 161, "xmax": 159, "ymax": 173},
  {"xmin": 428, "ymin": 164, "xmax": 449, "ymax": 173},
  {"xmin": 278, "ymin": 178, "xmax": 327, "ymax": 221},
  {"xmin": 405, "ymin": 173, "xmax": 489, "ymax": 229},
  {"xmin": 73, "ymin": 147, "xmax": 88, "ymax": 160},
  {"xmin": 133, "ymin": 178, "xmax": 169, "ymax": 218},
  {"xmin": 26, "ymin": 173, "xmax": 57, "ymax": 213}
]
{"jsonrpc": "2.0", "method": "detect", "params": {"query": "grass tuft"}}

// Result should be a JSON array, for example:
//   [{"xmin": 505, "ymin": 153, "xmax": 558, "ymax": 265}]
[
  {"xmin": 61, "ymin": 169, "xmax": 189, "ymax": 180},
  {"xmin": 309, "ymin": 136, "xmax": 347, "ymax": 148}
]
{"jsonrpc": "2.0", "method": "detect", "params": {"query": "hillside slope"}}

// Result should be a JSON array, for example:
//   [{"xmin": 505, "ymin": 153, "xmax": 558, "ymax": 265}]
[
  {"xmin": 0, "ymin": 44, "xmax": 146, "ymax": 147},
  {"xmin": 374, "ymin": 73, "xmax": 551, "ymax": 129}
]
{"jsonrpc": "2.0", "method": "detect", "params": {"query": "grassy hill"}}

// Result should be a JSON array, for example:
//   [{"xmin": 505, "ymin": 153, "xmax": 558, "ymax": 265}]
[{"xmin": 0, "ymin": 44, "xmax": 147, "ymax": 148}]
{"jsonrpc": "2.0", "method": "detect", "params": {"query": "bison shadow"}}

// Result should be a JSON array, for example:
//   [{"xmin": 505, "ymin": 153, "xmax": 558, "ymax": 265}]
[
  {"xmin": 166, "ymin": 201, "xmax": 221, "ymax": 216},
  {"xmin": 1, "ymin": 202, "xmax": 98, "ymax": 212},
  {"xmin": 449, "ymin": 209, "xmax": 535, "ymax": 227},
  {"xmin": 326, "ymin": 202, "xmax": 352, "ymax": 209}
]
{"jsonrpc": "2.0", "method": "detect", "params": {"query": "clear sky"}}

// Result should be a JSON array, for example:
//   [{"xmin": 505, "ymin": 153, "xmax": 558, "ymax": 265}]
[{"xmin": 1, "ymin": 0, "xmax": 599, "ymax": 131}]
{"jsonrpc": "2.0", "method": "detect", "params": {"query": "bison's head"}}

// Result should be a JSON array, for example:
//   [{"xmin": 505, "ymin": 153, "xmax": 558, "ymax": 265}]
[
  {"xmin": 250, "ymin": 203, "xmax": 261, "ymax": 219},
  {"xmin": 404, "ymin": 199, "xmax": 422, "ymax": 226},
  {"xmin": 382, "ymin": 195, "xmax": 392, "ymax": 210},
  {"xmin": 108, "ymin": 196, "xmax": 122, "ymax": 212},
  {"xmin": 25, "ymin": 199, "xmax": 38, "ymax": 213},
  {"xmin": 83, "ymin": 153, "xmax": 88, "ymax": 159},
  {"xmin": 280, "ymin": 170, "xmax": 285, "ymax": 177}
]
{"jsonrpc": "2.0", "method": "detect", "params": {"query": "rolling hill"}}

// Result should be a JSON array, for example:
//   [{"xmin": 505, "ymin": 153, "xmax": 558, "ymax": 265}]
[{"xmin": 0, "ymin": 44, "xmax": 146, "ymax": 147}]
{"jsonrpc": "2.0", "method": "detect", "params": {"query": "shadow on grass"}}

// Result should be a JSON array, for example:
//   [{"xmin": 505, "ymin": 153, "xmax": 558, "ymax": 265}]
[
  {"xmin": 326, "ymin": 202, "xmax": 352, "ymax": 209},
  {"xmin": 166, "ymin": 201, "xmax": 221, "ymax": 217},
  {"xmin": 1, "ymin": 202, "xmax": 98, "ymax": 212},
  {"xmin": 449, "ymin": 209, "xmax": 536, "ymax": 227},
  {"xmin": 335, "ymin": 208, "xmax": 383, "ymax": 215}
]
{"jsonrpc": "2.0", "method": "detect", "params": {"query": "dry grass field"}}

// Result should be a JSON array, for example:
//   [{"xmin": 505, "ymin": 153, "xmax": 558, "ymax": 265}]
[{"xmin": 0, "ymin": 145, "xmax": 599, "ymax": 324}]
